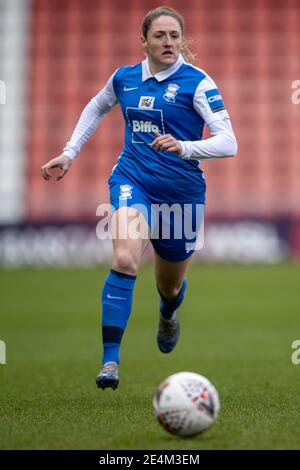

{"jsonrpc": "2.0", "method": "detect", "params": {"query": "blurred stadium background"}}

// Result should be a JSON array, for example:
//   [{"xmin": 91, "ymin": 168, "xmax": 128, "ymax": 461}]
[
  {"xmin": 0, "ymin": 0, "xmax": 299, "ymax": 266},
  {"xmin": 1, "ymin": 0, "xmax": 300, "ymax": 451}
]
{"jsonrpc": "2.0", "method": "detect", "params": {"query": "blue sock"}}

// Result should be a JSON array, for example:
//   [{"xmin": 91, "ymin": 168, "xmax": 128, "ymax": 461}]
[
  {"xmin": 158, "ymin": 278, "xmax": 187, "ymax": 320},
  {"xmin": 101, "ymin": 269, "xmax": 136, "ymax": 365}
]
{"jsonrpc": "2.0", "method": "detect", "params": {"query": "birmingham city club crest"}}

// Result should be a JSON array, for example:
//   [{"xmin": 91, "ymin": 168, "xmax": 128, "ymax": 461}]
[{"xmin": 163, "ymin": 83, "xmax": 180, "ymax": 102}]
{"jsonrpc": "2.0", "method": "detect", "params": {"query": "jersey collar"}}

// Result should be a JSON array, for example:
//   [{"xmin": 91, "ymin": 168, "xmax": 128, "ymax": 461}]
[{"xmin": 142, "ymin": 54, "xmax": 185, "ymax": 82}]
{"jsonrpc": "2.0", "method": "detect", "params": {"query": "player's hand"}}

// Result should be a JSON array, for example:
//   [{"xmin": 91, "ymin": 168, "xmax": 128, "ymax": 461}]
[
  {"xmin": 41, "ymin": 154, "xmax": 73, "ymax": 181},
  {"xmin": 151, "ymin": 132, "xmax": 182, "ymax": 155}
]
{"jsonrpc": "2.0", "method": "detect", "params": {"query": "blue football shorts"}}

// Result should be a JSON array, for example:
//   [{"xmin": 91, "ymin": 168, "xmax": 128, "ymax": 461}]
[{"xmin": 108, "ymin": 169, "xmax": 205, "ymax": 262}]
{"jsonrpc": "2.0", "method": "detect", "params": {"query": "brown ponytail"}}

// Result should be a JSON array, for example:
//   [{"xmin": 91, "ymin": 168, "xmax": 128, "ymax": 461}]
[{"xmin": 181, "ymin": 43, "xmax": 196, "ymax": 65}]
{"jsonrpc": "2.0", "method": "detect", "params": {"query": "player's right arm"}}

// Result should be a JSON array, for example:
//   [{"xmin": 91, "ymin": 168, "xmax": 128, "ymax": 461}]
[{"xmin": 41, "ymin": 72, "xmax": 118, "ymax": 181}]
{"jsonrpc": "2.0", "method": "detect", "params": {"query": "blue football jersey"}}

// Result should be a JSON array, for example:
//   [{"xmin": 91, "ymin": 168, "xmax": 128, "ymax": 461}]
[
  {"xmin": 111, "ymin": 59, "xmax": 215, "ymax": 203},
  {"xmin": 64, "ymin": 55, "xmax": 230, "ymax": 204}
]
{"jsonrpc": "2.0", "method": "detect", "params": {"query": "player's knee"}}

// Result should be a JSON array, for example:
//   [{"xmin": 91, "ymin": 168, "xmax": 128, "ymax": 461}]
[
  {"xmin": 157, "ymin": 282, "xmax": 182, "ymax": 300},
  {"xmin": 112, "ymin": 250, "xmax": 138, "ymax": 276}
]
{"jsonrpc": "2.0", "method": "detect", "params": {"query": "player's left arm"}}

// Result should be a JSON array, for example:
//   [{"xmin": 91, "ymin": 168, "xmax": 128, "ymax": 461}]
[{"xmin": 151, "ymin": 77, "xmax": 238, "ymax": 160}]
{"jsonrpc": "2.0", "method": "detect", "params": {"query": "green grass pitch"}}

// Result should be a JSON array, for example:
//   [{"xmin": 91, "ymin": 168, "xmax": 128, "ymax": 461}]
[{"xmin": 0, "ymin": 264, "xmax": 299, "ymax": 449}]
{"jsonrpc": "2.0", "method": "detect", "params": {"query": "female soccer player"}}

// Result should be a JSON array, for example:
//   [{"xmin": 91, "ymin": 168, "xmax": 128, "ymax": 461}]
[{"xmin": 41, "ymin": 6, "xmax": 237, "ymax": 390}]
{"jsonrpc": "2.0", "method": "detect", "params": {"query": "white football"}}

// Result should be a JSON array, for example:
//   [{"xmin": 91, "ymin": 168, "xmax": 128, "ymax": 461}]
[{"xmin": 153, "ymin": 372, "xmax": 220, "ymax": 437}]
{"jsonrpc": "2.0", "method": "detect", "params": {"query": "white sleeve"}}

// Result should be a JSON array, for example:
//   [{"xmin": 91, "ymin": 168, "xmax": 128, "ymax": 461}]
[
  {"xmin": 178, "ymin": 118, "xmax": 237, "ymax": 160},
  {"xmin": 193, "ymin": 76, "xmax": 229, "ymax": 124},
  {"xmin": 178, "ymin": 75, "xmax": 237, "ymax": 160},
  {"xmin": 63, "ymin": 72, "xmax": 118, "ymax": 160}
]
